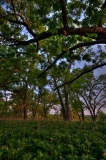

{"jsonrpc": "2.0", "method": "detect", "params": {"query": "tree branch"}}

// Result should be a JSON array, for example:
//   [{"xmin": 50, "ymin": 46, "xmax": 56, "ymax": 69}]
[
  {"xmin": 0, "ymin": 13, "xmax": 37, "ymax": 38},
  {"xmin": 0, "ymin": 64, "xmax": 18, "ymax": 89},
  {"xmin": 11, "ymin": 0, "xmax": 18, "ymax": 20},
  {"xmin": 1, "ymin": 16, "xmax": 106, "ymax": 44},
  {"xmin": 54, "ymin": 62, "xmax": 106, "ymax": 90},
  {"xmin": 60, "ymin": 0, "xmax": 68, "ymax": 28},
  {"xmin": 40, "ymin": 39, "xmax": 106, "ymax": 76}
]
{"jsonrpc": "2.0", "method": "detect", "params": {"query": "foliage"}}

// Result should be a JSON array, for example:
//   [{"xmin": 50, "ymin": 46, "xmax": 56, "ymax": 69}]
[
  {"xmin": 0, "ymin": 0, "xmax": 106, "ymax": 121},
  {"xmin": 98, "ymin": 111, "xmax": 106, "ymax": 121},
  {"xmin": 0, "ymin": 120, "xmax": 106, "ymax": 160}
]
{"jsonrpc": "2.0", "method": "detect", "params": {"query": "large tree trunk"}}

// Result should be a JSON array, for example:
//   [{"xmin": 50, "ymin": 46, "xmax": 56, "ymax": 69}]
[{"xmin": 92, "ymin": 112, "xmax": 97, "ymax": 122}]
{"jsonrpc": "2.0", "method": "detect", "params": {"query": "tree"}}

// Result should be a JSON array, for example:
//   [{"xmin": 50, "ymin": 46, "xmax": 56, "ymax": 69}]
[
  {"xmin": 0, "ymin": 0, "xmax": 106, "ymax": 77},
  {"xmin": 1, "ymin": 44, "xmax": 44, "ymax": 120},
  {"xmin": 47, "ymin": 61, "xmax": 72, "ymax": 121},
  {"xmin": 0, "ymin": 46, "xmax": 19, "ymax": 89},
  {"xmin": 39, "ymin": 89, "xmax": 58, "ymax": 119},
  {"xmin": 0, "ymin": 0, "xmax": 106, "ymax": 121},
  {"xmin": 98, "ymin": 111, "xmax": 106, "ymax": 121},
  {"xmin": 70, "ymin": 73, "xmax": 106, "ymax": 122},
  {"xmin": 69, "ymin": 93, "xmax": 85, "ymax": 121}
]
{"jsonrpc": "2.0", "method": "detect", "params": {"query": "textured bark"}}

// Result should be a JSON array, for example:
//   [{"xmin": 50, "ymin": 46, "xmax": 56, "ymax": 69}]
[{"xmin": 1, "ymin": 27, "xmax": 106, "ymax": 46}]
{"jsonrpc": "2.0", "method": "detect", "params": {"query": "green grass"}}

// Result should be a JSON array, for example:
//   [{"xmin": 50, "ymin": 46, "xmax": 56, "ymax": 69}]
[{"xmin": 0, "ymin": 120, "xmax": 106, "ymax": 160}]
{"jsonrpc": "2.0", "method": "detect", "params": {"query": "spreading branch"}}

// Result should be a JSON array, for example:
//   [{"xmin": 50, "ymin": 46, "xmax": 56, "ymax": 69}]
[
  {"xmin": 54, "ymin": 62, "xmax": 106, "ymax": 90},
  {"xmin": 40, "ymin": 39, "xmax": 106, "ymax": 76},
  {"xmin": 1, "ymin": 14, "xmax": 106, "ymax": 45}
]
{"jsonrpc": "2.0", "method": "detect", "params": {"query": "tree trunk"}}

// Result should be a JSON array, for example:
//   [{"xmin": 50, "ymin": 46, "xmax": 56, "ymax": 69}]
[
  {"xmin": 4, "ymin": 90, "xmax": 8, "ymax": 119},
  {"xmin": 44, "ymin": 110, "xmax": 47, "ymax": 119},
  {"xmin": 74, "ymin": 109, "xmax": 82, "ymax": 121},
  {"xmin": 81, "ymin": 107, "xmax": 85, "ymax": 121},
  {"xmin": 23, "ymin": 101, "xmax": 27, "ymax": 120},
  {"xmin": 43, "ymin": 102, "xmax": 47, "ymax": 119},
  {"xmin": 33, "ymin": 95, "xmax": 40, "ymax": 119},
  {"xmin": 64, "ymin": 85, "xmax": 71, "ymax": 121},
  {"xmin": 53, "ymin": 77, "xmax": 66, "ymax": 120},
  {"xmin": 32, "ymin": 106, "xmax": 37, "ymax": 119},
  {"xmin": 92, "ymin": 112, "xmax": 97, "ymax": 122},
  {"xmin": 13, "ymin": 108, "xmax": 17, "ymax": 118},
  {"xmin": 89, "ymin": 109, "xmax": 97, "ymax": 122}
]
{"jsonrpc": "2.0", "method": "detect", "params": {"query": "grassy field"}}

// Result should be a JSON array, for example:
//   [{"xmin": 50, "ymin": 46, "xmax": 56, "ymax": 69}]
[{"xmin": 0, "ymin": 120, "xmax": 106, "ymax": 160}]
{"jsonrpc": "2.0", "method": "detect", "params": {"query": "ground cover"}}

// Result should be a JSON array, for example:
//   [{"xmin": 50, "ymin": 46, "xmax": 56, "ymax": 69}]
[{"xmin": 0, "ymin": 120, "xmax": 106, "ymax": 160}]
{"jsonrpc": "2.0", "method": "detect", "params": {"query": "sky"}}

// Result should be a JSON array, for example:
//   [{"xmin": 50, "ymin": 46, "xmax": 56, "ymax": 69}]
[
  {"xmin": 75, "ymin": 61, "xmax": 106, "ymax": 76},
  {"xmin": 74, "ymin": 44, "xmax": 106, "ymax": 76}
]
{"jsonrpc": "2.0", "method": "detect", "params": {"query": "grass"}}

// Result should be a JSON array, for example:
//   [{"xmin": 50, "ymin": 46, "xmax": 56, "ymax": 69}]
[{"xmin": 0, "ymin": 120, "xmax": 106, "ymax": 160}]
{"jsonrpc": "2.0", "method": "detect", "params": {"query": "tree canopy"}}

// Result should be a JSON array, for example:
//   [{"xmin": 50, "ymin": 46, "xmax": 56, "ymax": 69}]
[{"xmin": 0, "ymin": 0, "xmax": 106, "ymax": 120}]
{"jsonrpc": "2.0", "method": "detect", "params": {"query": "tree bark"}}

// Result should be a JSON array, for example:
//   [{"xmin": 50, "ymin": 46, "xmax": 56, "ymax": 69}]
[
  {"xmin": 4, "ymin": 90, "xmax": 8, "ymax": 119},
  {"xmin": 64, "ymin": 85, "xmax": 71, "ymax": 121},
  {"xmin": 81, "ymin": 107, "xmax": 85, "ymax": 121},
  {"xmin": 43, "ymin": 102, "xmax": 47, "ymax": 119},
  {"xmin": 53, "ymin": 77, "xmax": 66, "ymax": 120},
  {"xmin": 23, "ymin": 101, "xmax": 27, "ymax": 120}
]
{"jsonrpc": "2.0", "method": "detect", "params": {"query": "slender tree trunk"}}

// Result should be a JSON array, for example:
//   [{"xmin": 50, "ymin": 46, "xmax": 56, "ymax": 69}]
[
  {"xmin": 74, "ymin": 109, "xmax": 82, "ymax": 121},
  {"xmin": 33, "ymin": 106, "xmax": 37, "ymax": 119},
  {"xmin": 43, "ymin": 102, "xmax": 47, "ymax": 119},
  {"xmin": 13, "ymin": 108, "xmax": 17, "ymax": 118},
  {"xmin": 23, "ymin": 81, "xmax": 28, "ymax": 120},
  {"xmin": 89, "ymin": 109, "xmax": 97, "ymax": 122},
  {"xmin": 33, "ymin": 95, "xmax": 40, "ymax": 119},
  {"xmin": 44, "ymin": 109, "xmax": 47, "ymax": 119},
  {"xmin": 53, "ymin": 77, "xmax": 66, "ymax": 120},
  {"xmin": 81, "ymin": 107, "xmax": 85, "ymax": 121},
  {"xmin": 23, "ymin": 100, "xmax": 27, "ymax": 120},
  {"xmin": 4, "ymin": 90, "xmax": 8, "ymax": 119},
  {"xmin": 64, "ymin": 85, "xmax": 71, "ymax": 121}
]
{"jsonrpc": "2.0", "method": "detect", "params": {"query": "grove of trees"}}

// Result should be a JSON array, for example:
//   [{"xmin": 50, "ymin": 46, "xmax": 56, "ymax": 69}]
[{"xmin": 0, "ymin": 0, "xmax": 106, "ymax": 121}]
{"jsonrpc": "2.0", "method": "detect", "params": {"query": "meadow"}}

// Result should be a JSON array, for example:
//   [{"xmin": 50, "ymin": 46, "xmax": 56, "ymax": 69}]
[{"xmin": 0, "ymin": 120, "xmax": 106, "ymax": 160}]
